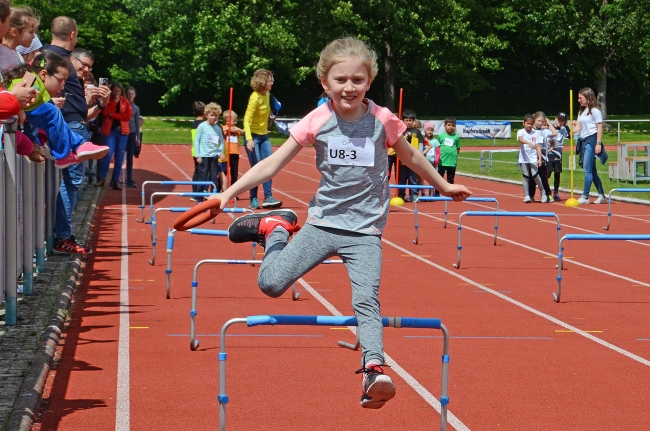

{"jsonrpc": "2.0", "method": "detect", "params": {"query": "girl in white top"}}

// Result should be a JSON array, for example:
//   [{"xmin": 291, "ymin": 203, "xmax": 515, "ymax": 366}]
[
  {"xmin": 517, "ymin": 114, "xmax": 545, "ymax": 203},
  {"xmin": 573, "ymin": 87, "xmax": 605, "ymax": 204}
]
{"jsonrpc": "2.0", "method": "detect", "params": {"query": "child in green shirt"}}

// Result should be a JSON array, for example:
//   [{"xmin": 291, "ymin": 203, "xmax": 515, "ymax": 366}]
[{"xmin": 434, "ymin": 116, "xmax": 461, "ymax": 195}]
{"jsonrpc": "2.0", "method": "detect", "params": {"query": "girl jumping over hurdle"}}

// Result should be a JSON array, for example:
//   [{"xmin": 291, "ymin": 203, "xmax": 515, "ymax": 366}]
[{"xmin": 210, "ymin": 37, "xmax": 471, "ymax": 409}]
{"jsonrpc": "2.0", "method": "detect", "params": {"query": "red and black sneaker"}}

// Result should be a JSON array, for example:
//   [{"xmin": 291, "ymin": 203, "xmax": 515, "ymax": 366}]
[
  {"xmin": 356, "ymin": 362, "xmax": 396, "ymax": 409},
  {"xmin": 53, "ymin": 236, "xmax": 92, "ymax": 255},
  {"xmin": 227, "ymin": 209, "xmax": 300, "ymax": 247}
]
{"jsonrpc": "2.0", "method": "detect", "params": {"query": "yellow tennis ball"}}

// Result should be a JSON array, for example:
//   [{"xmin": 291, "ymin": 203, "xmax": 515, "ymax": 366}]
[{"xmin": 390, "ymin": 197, "xmax": 405, "ymax": 206}]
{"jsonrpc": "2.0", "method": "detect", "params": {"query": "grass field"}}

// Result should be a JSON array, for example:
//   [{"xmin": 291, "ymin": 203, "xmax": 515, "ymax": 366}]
[
  {"xmin": 141, "ymin": 116, "xmax": 650, "ymax": 147},
  {"xmin": 141, "ymin": 116, "xmax": 650, "ymax": 201}
]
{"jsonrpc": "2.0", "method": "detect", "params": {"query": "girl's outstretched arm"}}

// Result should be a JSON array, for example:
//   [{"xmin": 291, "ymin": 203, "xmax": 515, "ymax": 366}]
[
  {"xmin": 393, "ymin": 136, "xmax": 472, "ymax": 201},
  {"xmin": 212, "ymin": 137, "xmax": 303, "ymax": 209}
]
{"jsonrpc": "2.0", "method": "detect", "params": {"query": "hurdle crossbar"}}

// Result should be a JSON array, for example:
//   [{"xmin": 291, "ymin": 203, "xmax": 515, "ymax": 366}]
[
  {"xmin": 454, "ymin": 211, "xmax": 561, "ymax": 269},
  {"xmin": 142, "ymin": 191, "xmax": 221, "ymax": 224},
  {"xmin": 604, "ymin": 188, "xmax": 650, "ymax": 230},
  {"xmin": 412, "ymin": 197, "xmax": 500, "ymax": 244},
  {"xmin": 148, "ymin": 206, "xmax": 250, "ymax": 265},
  {"xmin": 218, "ymin": 314, "xmax": 449, "ymax": 431},
  {"xmin": 554, "ymin": 233, "xmax": 650, "ymax": 302},
  {"xmin": 163, "ymin": 229, "xmax": 256, "ymax": 299},
  {"xmin": 188, "ymin": 259, "xmax": 344, "ymax": 350},
  {"xmin": 137, "ymin": 180, "xmax": 216, "ymax": 222}
]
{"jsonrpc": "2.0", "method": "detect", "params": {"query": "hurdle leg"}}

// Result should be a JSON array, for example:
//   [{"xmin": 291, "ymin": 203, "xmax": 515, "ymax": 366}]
[
  {"xmin": 553, "ymin": 240, "xmax": 565, "ymax": 302},
  {"xmin": 165, "ymin": 230, "xmax": 175, "ymax": 299},
  {"xmin": 443, "ymin": 201, "xmax": 448, "ymax": 228},
  {"xmin": 291, "ymin": 283, "xmax": 300, "ymax": 300},
  {"xmin": 251, "ymin": 242, "xmax": 256, "ymax": 263},
  {"xmin": 604, "ymin": 194, "xmax": 613, "ymax": 230},
  {"xmin": 440, "ymin": 324, "xmax": 450, "ymax": 431},
  {"xmin": 148, "ymin": 218, "xmax": 157, "ymax": 265},
  {"xmin": 413, "ymin": 199, "xmax": 419, "ymax": 244},
  {"xmin": 338, "ymin": 329, "xmax": 360, "ymax": 350},
  {"xmin": 452, "ymin": 217, "xmax": 464, "ymax": 268},
  {"xmin": 190, "ymin": 279, "xmax": 200, "ymax": 350}
]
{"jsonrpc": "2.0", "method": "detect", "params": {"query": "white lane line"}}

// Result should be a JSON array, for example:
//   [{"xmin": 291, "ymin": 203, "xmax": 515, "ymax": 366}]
[
  {"xmin": 116, "ymin": 186, "xmax": 130, "ymax": 430},
  {"xmin": 383, "ymin": 238, "xmax": 650, "ymax": 367},
  {"xmin": 153, "ymin": 145, "xmax": 192, "ymax": 180},
  {"xmin": 297, "ymin": 279, "xmax": 470, "ymax": 431}
]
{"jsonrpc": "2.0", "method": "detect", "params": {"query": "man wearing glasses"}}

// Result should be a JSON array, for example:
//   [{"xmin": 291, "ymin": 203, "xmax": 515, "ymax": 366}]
[{"xmin": 44, "ymin": 16, "xmax": 110, "ymax": 255}]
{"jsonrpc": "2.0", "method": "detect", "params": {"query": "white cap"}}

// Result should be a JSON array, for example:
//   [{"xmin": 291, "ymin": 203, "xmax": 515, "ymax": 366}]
[{"xmin": 16, "ymin": 35, "xmax": 42, "ymax": 56}]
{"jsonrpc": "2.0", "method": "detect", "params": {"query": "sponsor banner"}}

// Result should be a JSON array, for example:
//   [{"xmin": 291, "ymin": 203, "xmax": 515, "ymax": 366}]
[
  {"xmin": 455, "ymin": 120, "xmax": 511, "ymax": 139},
  {"xmin": 273, "ymin": 118, "xmax": 301, "ymax": 137}
]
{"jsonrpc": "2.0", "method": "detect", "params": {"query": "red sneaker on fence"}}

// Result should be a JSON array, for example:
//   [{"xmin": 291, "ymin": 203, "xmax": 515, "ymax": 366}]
[
  {"xmin": 227, "ymin": 209, "xmax": 299, "ymax": 247},
  {"xmin": 356, "ymin": 362, "xmax": 396, "ymax": 409},
  {"xmin": 76, "ymin": 142, "xmax": 109, "ymax": 161},
  {"xmin": 55, "ymin": 152, "xmax": 80, "ymax": 169}
]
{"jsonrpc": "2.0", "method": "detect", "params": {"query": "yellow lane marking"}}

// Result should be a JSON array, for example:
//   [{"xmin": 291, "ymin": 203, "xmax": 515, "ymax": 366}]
[
  {"xmin": 555, "ymin": 330, "xmax": 603, "ymax": 333},
  {"xmin": 147, "ymin": 280, "xmax": 155, "ymax": 282},
  {"xmin": 130, "ymin": 326, "xmax": 149, "ymax": 329}
]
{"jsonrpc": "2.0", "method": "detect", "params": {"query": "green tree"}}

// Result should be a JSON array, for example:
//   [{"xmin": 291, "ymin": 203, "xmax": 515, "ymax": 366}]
[{"xmin": 516, "ymin": 0, "xmax": 650, "ymax": 120}]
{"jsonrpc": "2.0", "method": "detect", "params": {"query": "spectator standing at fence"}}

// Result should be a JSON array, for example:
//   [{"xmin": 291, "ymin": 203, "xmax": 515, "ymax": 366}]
[
  {"xmin": 243, "ymin": 68, "xmax": 282, "ymax": 209},
  {"xmin": 45, "ymin": 16, "xmax": 109, "ymax": 254},
  {"xmin": 0, "ymin": 5, "xmax": 37, "ymax": 69},
  {"xmin": 547, "ymin": 112, "xmax": 568, "ymax": 201},
  {"xmin": 574, "ymin": 87, "xmax": 606, "ymax": 205},
  {"xmin": 97, "ymin": 82, "xmax": 131, "ymax": 190},
  {"xmin": 193, "ymin": 102, "xmax": 224, "ymax": 201},
  {"xmin": 398, "ymin": 110, "xmax": 423, "ymax": 201},
  {"xmin": 190, "ymin": 101, "xmax": 205, "ymax": 197},
  {"xmin": 0, "ymin": 0, "xmax": 36, "ymax": 108},
  {"xmin": 124, "ymin": 85, "xmax": 140, "ymax": 188},
  {"xmin": 434, "ymin": 116, "xmax": 461, "ymax": 196}
]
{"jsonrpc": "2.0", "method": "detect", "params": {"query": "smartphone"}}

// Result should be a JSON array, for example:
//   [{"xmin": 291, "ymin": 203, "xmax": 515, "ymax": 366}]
[
  {"xmin": 99, "ymin": 78, "xmax": 109, "ymax": 87},
  {"xmin": 21, "ymin": 71, "xmax": 37, "ymax": 87}
]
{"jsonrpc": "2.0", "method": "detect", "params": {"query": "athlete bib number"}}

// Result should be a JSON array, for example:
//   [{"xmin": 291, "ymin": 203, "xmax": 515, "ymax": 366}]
[
  {"xmin": 443, "ymin": 138, "xmax": 455, "ymax": 147},
  {"xmin": 327, "ymin": 137, "xmax": 375, "ymax": 167},
  {"xmin": 208, "ymin": 134, "xmax": 220, "ymax": 145}
]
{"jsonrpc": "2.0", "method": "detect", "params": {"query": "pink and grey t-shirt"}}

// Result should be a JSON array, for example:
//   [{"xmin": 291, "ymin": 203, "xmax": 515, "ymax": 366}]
[{"xmin": 290, "ymin": 99, "xmax": 406, "ymax": 235}]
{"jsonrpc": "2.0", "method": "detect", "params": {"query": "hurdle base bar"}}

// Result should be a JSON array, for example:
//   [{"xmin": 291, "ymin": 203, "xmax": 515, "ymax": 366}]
[
  {"xmin": 554, "ymin": 233, "xmax": 650, "ymax": 302},
  {"xmin": 338, "ymin": 329, "xmax": 361, "ymax": 350},
  {"xmin": 218, "ymin": 315, "xmax": 449, "ymax": 431}
]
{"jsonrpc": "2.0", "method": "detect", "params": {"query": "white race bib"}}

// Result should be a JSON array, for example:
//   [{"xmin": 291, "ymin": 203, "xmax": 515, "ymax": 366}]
[
  {"xmin": 327, "ymin": 137, "xmax": 375, "ymax": 166},
  {"xmin": 443, "ymin": 138, "xmax": 455, "ymax": 147},
  {"xmin": 208, "ymin": 134, "xmax": 220, "ymax": 144},
  {"xmin": 229, "ymin": 136, "xmax": 238, "ymax": 143}
]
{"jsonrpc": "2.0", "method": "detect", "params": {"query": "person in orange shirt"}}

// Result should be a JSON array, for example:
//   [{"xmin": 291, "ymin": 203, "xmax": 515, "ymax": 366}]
[{"xmin": 220, "ymin": 109, "xmax": 243, "ymax": 193}]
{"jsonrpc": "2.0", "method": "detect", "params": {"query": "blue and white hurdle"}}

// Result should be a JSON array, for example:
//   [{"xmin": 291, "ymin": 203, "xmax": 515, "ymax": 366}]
[
  {"xmin": 148, "ymin": 205, "xmax": 252, "ymax": 265},
  {"xmin": 163, "ymin": 228, "xmax": 256, "ymax": 299},
  {"xmin": 218, "ymin": 314, "xmax": 450, "ymax": 431},
  {"xmin": 554, "ymin": 233, "xmax": 650, "ymax": 302},
  {"xmin": 412, "ymin": 197, "xmax": 500, "ymax": 244},
  {"xmin": 604, "ymin": 188, "xmax": 650, "ymax": 230},
  {"xmin": 136, "ymin": 180, "xmax": 217, "ymax": 223},
  {"xmin": 140, "ymin": 191, "xmax": 222, "ymax": 226},
  {"xmin": 453, "ymin": 211, "xmax": 562, "ymax": 269},
  {"xmin": 187, "ymin": 259, "xmax": 345, "ymax": 350}
]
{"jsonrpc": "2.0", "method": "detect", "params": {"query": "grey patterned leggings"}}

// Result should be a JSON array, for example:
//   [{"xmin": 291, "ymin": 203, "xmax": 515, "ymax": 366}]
[{"xmin": 259, "ymin": 223, "xmax": 384, "ymax": 365}]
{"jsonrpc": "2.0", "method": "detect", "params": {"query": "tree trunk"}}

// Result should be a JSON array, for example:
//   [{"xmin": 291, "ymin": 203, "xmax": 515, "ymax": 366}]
[
  {"xmin": 596, "ymin": 61, "xmax": 611, "ymax": 131},
  {"xmin": 383, "ymin": 40, "xmax": 395, "ymax": 112}
]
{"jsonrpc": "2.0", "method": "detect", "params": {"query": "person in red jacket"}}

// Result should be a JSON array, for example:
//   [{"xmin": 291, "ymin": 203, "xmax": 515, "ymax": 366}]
[{"xmin": 96, "ymin": 81, "xmax": 131, "ymax": 190}]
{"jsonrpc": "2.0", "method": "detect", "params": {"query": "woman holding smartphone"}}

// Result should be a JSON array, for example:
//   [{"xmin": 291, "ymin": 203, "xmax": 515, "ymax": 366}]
[{"xmin": 96, "ymin": 81, "xmax": 132, "ymax": 190}]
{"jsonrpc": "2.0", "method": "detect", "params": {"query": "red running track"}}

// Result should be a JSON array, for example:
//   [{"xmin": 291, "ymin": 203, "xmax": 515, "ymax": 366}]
[{"xmin": 33, "ymin": 144, "xmax": 650, "ymax": 430}]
